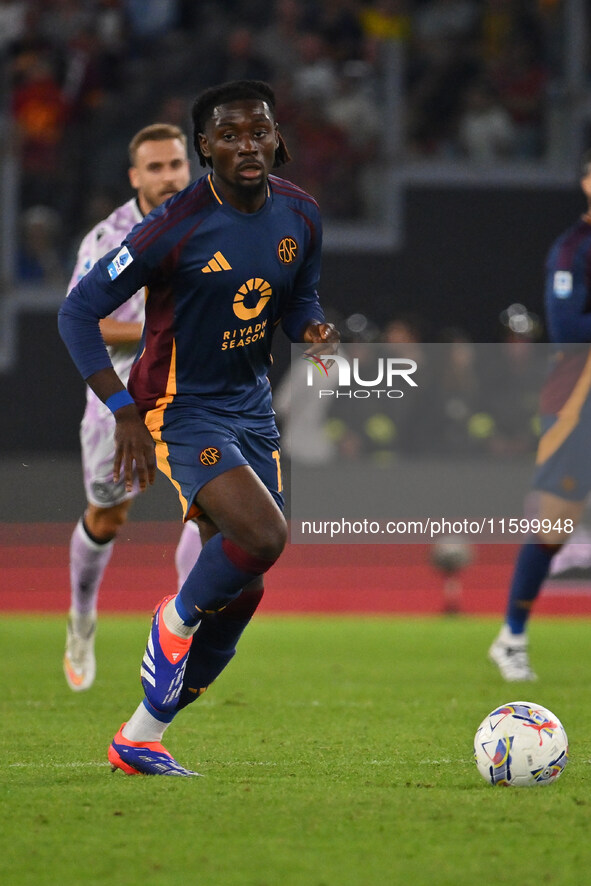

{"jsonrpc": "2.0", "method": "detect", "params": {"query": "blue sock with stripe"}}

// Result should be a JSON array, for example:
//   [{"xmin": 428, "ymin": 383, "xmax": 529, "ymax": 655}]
[
  {"xmin": 505, "ymin": 542, "xmax": 561, "ymax": 633},
  {"xmin": 175, "ymin": 534, "xmax": 275, "ymax": 625},
  {"xmin": 176, "ymin": 583, "xmax": 265, "ymax": 709}
]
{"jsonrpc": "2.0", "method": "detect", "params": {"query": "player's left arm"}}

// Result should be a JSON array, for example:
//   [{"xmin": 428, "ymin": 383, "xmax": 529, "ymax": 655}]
[
  {"xmin": 281, "ymin": 273, "xmax": 327, "ymax": 343},
  {"xmin": 282, "ymin": 284, "xmax": 340, "ymax": 355},
  {"xmin": 281, "ymin": 209, "xmax": 339, "ymax": 347}
]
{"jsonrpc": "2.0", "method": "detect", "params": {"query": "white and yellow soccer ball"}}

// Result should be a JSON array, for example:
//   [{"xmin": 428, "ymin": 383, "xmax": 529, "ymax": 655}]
[{"xmin": 474, "ymin": 701, "xmax": 568, "ymax": 787}]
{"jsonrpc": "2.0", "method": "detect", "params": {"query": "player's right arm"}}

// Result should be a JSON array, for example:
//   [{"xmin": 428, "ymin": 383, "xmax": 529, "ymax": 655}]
[
  {"xmin": 69, "ymin": 216, "xmax": 144, "ymax": 347},
  {"xmin": 59, "ymin": 242, "xmax": 148, "ymax": 377},
  {"xmin": 99, "ymin": 317, "xmax": 144, "ymax": 345},
  {"xmin": 60, "ymin": 190, "xmax": 194, "ymax": 487},
  {"xmin": 58, "ymin": 243, "xmax": 156, "ymax": 489}
]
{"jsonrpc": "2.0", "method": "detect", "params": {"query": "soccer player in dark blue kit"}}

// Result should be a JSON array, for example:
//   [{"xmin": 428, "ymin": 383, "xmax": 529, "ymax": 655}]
[
  {"xmin": 489, "ymin": 148, "xmax": 591, "ymax": 681},
  {"xmin": 59, "ymin": 80, "xmax": 339, "ymax": 775}
]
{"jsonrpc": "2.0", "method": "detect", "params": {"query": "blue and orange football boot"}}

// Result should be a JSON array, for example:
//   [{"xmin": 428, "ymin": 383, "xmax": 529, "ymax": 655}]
[
  {"xmin": 141, "ymin": 595, "xmax": 194, "ymax": 712},
  {"xmin": 108, "ymin": 724, "xmax": 201, "ymax": 776}
]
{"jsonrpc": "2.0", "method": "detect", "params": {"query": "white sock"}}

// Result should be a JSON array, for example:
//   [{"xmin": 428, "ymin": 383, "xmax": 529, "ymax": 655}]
[
  {"xmin": 122, "ymin": 702, "xmax": 171, "ymax": 743},
  {"xmin": 175, "ymin": 519, "xmax": 202, "ymax": 591},
  {"xmin": 162, "ymin": 595, "xmax": 200, "ymax": 639},
  {"xmin": 69, "ymin": 608, "xmax": 97, "ymax": 636},
  {"xmin": 69, "ymin": 517, "xmax": 114, "ymax": 615}
]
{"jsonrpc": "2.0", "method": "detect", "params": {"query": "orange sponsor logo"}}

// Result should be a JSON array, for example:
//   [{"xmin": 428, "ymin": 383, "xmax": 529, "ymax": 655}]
[{"xmin": 233, "ymin": 278, "xmax": 272, "ymax": 320}]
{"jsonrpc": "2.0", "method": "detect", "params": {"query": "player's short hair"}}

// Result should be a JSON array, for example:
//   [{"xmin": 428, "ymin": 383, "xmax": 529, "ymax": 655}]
[
  {"xmin": 581, "ymin": 149, "xmax": 591, "ymax": 178},
  {"xmin": 191, "ymin": 79, "xmax": 291, "ymax": 168},
  {"xmin": 128, "ymin": 123, "xmax": 188, "ymax": 166}
]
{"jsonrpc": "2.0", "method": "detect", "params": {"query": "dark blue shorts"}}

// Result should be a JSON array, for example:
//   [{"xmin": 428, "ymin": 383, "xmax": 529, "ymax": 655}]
[
  {"xmin": 146, "ymin": 403, "xmax": 284, "ymax": 520},
  {"xmin": 532, "ymin": 404, "xmax": 591, "ymax": 501}
]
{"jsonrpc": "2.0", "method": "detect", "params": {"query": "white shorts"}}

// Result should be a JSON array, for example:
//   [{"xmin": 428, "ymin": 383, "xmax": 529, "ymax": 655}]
[{"xmin": 80, "ymin": 398, "xmax": 140, "ymax": 507}]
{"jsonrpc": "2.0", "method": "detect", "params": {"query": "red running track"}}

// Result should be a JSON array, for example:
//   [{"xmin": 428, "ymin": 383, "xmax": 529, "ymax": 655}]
[{"xmin": 2, "ymin": 522, "xmax": 591, "ymax": 616}]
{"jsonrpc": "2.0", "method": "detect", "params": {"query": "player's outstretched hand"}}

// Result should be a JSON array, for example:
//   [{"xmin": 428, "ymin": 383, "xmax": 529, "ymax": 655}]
[
  {"xmin": 302, "ymin": 321, "xmax": 340, "ymax": 366},
  {"xmin": 113, "ymin": 405, "xmax": 157, "ymax": 492},
  {"xmin": 303, "ymin": 321, "xmax": 339, "ymax": 346}
]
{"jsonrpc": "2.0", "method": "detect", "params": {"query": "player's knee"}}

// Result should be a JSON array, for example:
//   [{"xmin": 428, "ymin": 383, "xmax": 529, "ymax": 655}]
[
  {"xmin": 248, "ymin": 516, "xmax": 287, "ymax": 563},
  {"xmin": 85, "ymin": 502, "xmax": 130, "ymax": 540},
  {"xmin": 224, "ymin": 516, "xmax": 286, "ymax": 568}
]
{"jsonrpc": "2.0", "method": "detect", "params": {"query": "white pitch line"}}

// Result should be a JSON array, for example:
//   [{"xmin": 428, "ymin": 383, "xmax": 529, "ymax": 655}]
[
  {"xmin": 9, "ymin": 761, "xmax": 110, "ymax": 769},
  {"xmin": 8, "ymin": 758, "xmax": 477, "ymax": 770}
]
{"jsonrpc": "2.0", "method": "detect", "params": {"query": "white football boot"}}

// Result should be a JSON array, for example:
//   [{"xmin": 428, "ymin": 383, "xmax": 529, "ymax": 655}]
[
  {"xmin": 488, "ymin": 624, "xmax": 537, "ymax": 681},
  {"xmin": 63, "ymin": 611, "xmax": 97, "ymax": 691}
]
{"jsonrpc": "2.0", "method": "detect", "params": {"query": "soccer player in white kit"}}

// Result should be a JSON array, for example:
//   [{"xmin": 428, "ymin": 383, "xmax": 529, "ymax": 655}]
[{"xmin": 64, "ymin": 123, "xmax": 201, "ymax": 691}]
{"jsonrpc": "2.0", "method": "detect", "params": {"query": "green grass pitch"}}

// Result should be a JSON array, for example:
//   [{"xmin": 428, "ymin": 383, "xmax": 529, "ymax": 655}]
[{"xmin": 2, "ymin": 614, "xmax": 591, "ymax": 886}]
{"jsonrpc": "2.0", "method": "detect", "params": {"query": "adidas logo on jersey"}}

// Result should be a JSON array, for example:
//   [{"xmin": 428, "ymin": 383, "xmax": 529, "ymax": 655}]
[{"xmin": 202, "ymin": 251, "xmax": 232, "ymax": 273}]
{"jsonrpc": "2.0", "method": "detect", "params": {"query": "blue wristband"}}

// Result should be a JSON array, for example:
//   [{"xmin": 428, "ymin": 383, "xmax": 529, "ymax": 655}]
[{"xmin": 105, "ymin": 390, "xmax": 135, "ymax": 414}]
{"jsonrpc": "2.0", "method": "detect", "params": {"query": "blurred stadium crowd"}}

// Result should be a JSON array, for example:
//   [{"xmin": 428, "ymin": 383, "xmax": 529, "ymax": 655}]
[
  {"xmin": 1, "ymin": 0, "xmax": 587, "ymax": 284},
  {"xmin": 275, "ymin": 307, "xmax": 545, "ymax": 465}
]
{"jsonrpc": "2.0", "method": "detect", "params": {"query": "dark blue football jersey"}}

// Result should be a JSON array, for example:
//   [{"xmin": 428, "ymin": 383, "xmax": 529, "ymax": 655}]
[{"xmin": 59, "ymin": 173, "xmax": 325, "ymax": 419}]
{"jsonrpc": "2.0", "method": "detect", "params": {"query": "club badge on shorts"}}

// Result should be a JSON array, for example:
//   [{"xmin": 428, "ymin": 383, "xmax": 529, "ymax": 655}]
[{"xmin": 199, "ymin": 447, "xmax": 222, "ymax": 466}]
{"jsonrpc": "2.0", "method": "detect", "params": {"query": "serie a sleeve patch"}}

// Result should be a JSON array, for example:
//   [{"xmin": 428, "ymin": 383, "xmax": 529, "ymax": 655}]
[
  {"xmin": 107, "ymin": 246, "xmax": 134, "ymax": 280},
  {"xmin": 553, "ymin": 270, "xmax": 573, "ymax": 298}
]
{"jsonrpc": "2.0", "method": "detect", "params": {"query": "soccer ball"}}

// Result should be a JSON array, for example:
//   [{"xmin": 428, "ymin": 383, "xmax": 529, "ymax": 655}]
[{"xmin": 474, "ymin": 701, "xmax": 568, "ymax": 787}]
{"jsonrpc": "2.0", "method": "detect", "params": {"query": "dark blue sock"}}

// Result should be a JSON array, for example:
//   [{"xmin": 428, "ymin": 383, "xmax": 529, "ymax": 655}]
[
  {"xmin": 505, "ymin": 542, "xmax": 559, "ymax": 633},
  {"xmin": 176, "ymin": 534, "xmax": 274, "ymax": 625},
  {"xmin": 176, "ymin": 584, "xmax": 265, "ymax": 710}
]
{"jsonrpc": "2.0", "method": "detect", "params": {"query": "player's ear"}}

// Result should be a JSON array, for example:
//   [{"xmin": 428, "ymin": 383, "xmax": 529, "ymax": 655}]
[
  {"xmin": 274, "ymin": 123, "xmax": 280, "ymax": 149},
  {"xmin": 128, "ymin": 166, "xmax": 139, "ymax": 189},
  {"xmin": 198, "ymin": 132, "xmax": 211, "ymax": 159}
]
